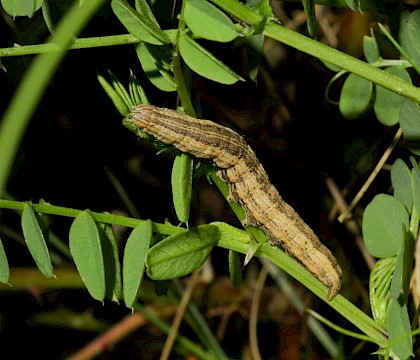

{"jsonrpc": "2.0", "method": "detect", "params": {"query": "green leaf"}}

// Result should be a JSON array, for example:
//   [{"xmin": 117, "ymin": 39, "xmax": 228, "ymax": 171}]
[
  {"xmin": 146, "ymin": 225, "xmax": 219, "ymax": 280},
  {"xmin": 184, "ymin": 0, "xmax": 238, "ymax": 43},
  {"xmin": 362, "ymin": 194, "xmax": 409, "ymax": 258},
  {"xmin": 412, "ymin": 166, "xmax": 420, "ymax": 218},
  {"xmin": 69, "ymin": 211, "xmax": 105, "ymax": 301},
  {"xmin": 339, "ymin": 74, "xmax": 373, "ymax": 119},
  {"xmin": 301, "ymin": 0, "xmax": 315, "ymax": 37},
  {"xmin": 400, "ymin": 99, "xmax": 420, "ymax": 154},
  {"xmin": 21, "ymin": 203, "xmax": 54, "ymax": 278},
  {"xmin": 390, "ymin": 231, "xmax": 414, "ymax": 302},
  {"xmin": 399, "ymin": 11, "xmax": 420, "ymax": 72},
  {"xmin": 108, "ymin": 71, "xmax": 134, "ymax": 108},
  {"xmin": 123, "ymin": 220, "xmax": 153, "ymax": 309},
  {"xmin": 245, "ymin": 34, "xmax": 264, "ymax": 81},
  {"xmin": 391, "ymin": 159, "xmax": 413, "ymax": 211},
  {"xmin": 229, "ymin": 250, "xmax": 242, "ymax": 288},
  {"xmin": 129, "ymin": 70, "xmax": 148, "ymax": 105},
  {"xmin": 212, "ymin": 221, "xmax": 251, "ymax": 247},
  {"xmin": 369, "ymin": 257, "xmax": 395, "ymax": 328},
  {"xmin": 111, "ymin": 0, "xmax": 169, "ymax": 45},
  {"xmin": 406, "ymin": 9, "xmax": 420, "ymax": 64},
  {"xmin": 387, "ymin": 300, "xmax": 413, "ymax": 360},
  {"xmin": 363, "ymin": 33, "xmax": 381, "ymax": 63},
  {"xmin": 171, "ymin": 153, "xmax": 193, "ymax": 224},
  {"xmin": 345, "ymin": 0, "xmax": 361, "ymax": 12},
  {"xmin": 0, "ymin": 237, "xmax": 10, "ymax": 284},
  {"xmin": 1, "ymin": 0, "xmax": 43, "ymax": 17},
  {"xmin": 179, "ymin": 34, "xmax": 243, "ymax": 85},
  {"xmin": 98, "ymin": 223, "xmax": 122, "ymax": 302},
  {"xmin": 134, "ymin": 0, "xmax": 161, "ymax": 28},
  {"xmin": 97, "ymin": 73, "xmax": 130, "ymax": 116},
  {"xmin": 135, "ymin": 43, "xmax": 176, "ymax": 92},
  {"xmin": 374, "ymin": 67, "xmax": 411, "ymax": 126}
]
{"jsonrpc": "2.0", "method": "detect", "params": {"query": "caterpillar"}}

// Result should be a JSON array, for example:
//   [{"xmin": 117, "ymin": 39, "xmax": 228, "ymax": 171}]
[{"xmin": 129, "ymin": 104, "xmax": 342, "ymax": 299}]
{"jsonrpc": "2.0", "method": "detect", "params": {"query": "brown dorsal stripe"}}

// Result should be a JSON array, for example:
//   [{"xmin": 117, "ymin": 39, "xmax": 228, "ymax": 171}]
[{"xmin": 129, "ymin": 104, "xmax": 342, "ymax": 299}]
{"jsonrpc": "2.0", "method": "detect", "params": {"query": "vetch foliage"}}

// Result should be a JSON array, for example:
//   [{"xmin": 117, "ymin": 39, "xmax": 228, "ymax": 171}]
[{"xmin": 3, "ymin": 0, "xmax": 420, "ymax": 358}]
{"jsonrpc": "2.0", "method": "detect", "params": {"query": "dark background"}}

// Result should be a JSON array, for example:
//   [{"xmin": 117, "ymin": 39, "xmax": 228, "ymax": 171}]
[{"xmin": 0, "ymin": 1, "xmax": 412, "ymax": 358}]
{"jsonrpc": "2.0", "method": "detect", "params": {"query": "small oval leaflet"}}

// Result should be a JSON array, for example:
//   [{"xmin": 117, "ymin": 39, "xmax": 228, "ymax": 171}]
[
  {"xmin": 69, "ymin": 211, "xmax": 105, "ymax": 302},
  {"xmin": 362, "ymin": 194, "xmax": 409, "ymax": 258},
  {"xmin": 184, "ymin": 0, "xmax": 238, "ymax": 43},
  {"xmin": 123, "ymin": 220, "xmax": 153, "ymax": 309},
  {"xmin": 171, "ymin": 153, "xmax": 193, "ymax": 224},
  {"xmin": 339, "ymin": 73, "xmax": 373, "ymax": 119},
  {"xmin": 374, "ymin": 67, "xmax": 411, "ymax": 126},
  {"xmin": 146, "ymin": 225, "xmax": 219, "ymax": 280},
  {"xmin": 21, "ymin": 203, "xmax": 54, "ymax": 279},
  {"xmin": 0, "ymin": 237, "xmax": 9, "ymax": 284},
  {"xmin": 179, "ymin": 34, "xmax": 243, "ymax": 85},
  {"xmin": 111, "ymin": 0, "xmax": 169, "ymax": 45},
  {"xmin": 99, "ymin": 223, "xmax": 122, "ymax": 302}
]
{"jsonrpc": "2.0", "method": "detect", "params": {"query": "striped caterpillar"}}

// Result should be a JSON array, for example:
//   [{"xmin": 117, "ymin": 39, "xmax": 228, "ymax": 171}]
[{"xmin": 129, "ymin": 104, "xmax": 342, "ymax": 299}]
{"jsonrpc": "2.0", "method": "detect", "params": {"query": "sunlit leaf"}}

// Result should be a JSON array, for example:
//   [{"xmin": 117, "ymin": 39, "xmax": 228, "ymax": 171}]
[
  {"xmin": 21, "ymin": 203, "xmax": 54, "ymax": 278},
  {"xmin": 185, "ymin": 0, "xmax": 238, "ymax": 42},
  {"xmin": 99, "ymin": 223, "xmax": 122, "ymax": 302},
  {"xmin": 135, "ymin": 43, "xmax": 176, "ymax": 92},
  {"xmin": 69, "ymin": 211, "xmax": 105, "ymax": 301},
  {"xmin": 111, "ymin": 0, "xmax": 169, "ymax": 45},
  {"xmin": 146, "ymin": 225, "xmax": 219, "ymax": 279},
  {"xmin": 179, "ymin": 34, "xmax": 243, "ymax": 85},
  {"xmin": 123, "ymin": 220, "xmax": 153, "ymax": 308},
  {"xmin": 370, "ymin": 257, "xmax": 395, "ymax": 328},
  {"xmin": 1, "ymin": 0, "xmax": 43, "ymax": 17},
  {"xmin": 374, "ymin": 66, "xmax": 411, "ymax": 126},
  {"xmin": 406, "ymin": 9, "xmax": 420, "ymax": 64},
  {"xmin": 363, "ymin": 32, "xmax": 381, "ymax": 63},
  {"xmin": 301, "ymin": 0, "xmax": 315, "ymax": 37},
  {"xmin": 339, "ymin": 73, "xmax": 373, "ymax": 119},
  {"xmin": 400, "ymin": 99, "xmax": 420, "ymax": 155},
  {"xmin": 399, "ymin": 11, "xmax": 420, "ymax": 72},
  {"xmin": 171, "ymin": 153, "xmax": 193, "ymax": 224},
  {"xmin": 387, "ymin": 300, "xmax": 413, "ymax": 359},
  {"xmin": 0, "ymin": 237, "xmax": 10, "ymax": 284},
  {"xmin": 391, "ymin": 158, "xmax": 412, "ymax": 211},
  {"xmin": 362, "ymin": 194, "xmax": 409, "ymax": 258}
]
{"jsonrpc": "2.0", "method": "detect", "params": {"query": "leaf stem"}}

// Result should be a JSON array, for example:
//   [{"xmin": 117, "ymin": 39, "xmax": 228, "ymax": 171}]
[
  {"xmin": 262, "ymin": 23, "xmax": 420, "ymax": 103},
  {"xmin": 0, "ymin": 196, "xmax": 388, "ymax": 347}
]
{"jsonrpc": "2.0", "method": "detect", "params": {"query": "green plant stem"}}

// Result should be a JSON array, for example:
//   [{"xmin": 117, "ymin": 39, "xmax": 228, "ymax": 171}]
[
  {"xmin": 2, "ymin": 23, "xmax": 419, "ymax": 104},
  {"xmin": 0, "ymin": 33, "xmax": 180, "ymax": 57},
  {"xmin": 172, "ymin": 0, "xmax": 196, "ymax": 117},
  {"xmin": 378, "ymin": 22, "xmax": 420, "ymax": 76},
  {"xmin": 0, "ymin": 199, "xmax": 177, "ymax": 235},
  {"xmin": 0, "ymin": 0, "xmax": 106, "ymax": 197},
  {"xmin": 262, "ymin": 23, "xmax": 420, "ymax": 103},
  {"xmin": 0, "ymin": 196, "xmax": 387, "ymax": 348},
  {"xmin": 220, "ymin": 228, "xmax": 389, "ymax": 348}
]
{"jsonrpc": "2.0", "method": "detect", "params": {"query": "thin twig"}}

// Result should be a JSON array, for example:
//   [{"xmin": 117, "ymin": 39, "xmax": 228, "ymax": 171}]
[
  {"xmin": 325, "ymin": 177, "xmax": 376, "ymax": 270},
  {"xmin": 249, "ymin": 263, "xmax": 269, "ymax": 360},
  {"xmin": 338, "ymin": 127, "xmax": 403, "ymax": 223},
  {"xmin": 160, "ymin": 270, "xmax": 201, "ymax": 360},
  {"xmin": 67, "ymin": 312, "xmax": 147, "ymax": 360}
]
